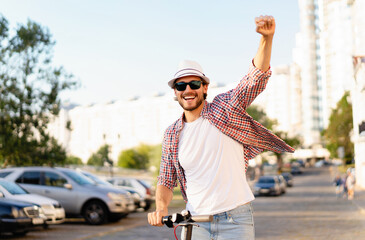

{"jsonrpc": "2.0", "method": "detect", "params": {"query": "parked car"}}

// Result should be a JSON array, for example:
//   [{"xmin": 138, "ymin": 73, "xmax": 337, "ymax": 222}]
[
  {"xmin": 0, "ymin": 178, "xmax": 65, "ymax": 226},
  {"xmin": 77, "ymin": 169, "xmax": 143, "ymax": 211},
  {"xmin": 108, "ymin": 177, "xmax": 155, "ymax": 211},
  {"xmin": 0, "ymin": 167, "xmax": 134, "ymax": 225},
  {"xmin": 291, "ymin": 165, "xmax": 303, "ymax": 175},
  {"xmin": 281, "ymin": 172, "xmax": 294, "ymax": 187},
  {"xmin": 253, "ymin": 176, "xmax": 282, "ymax": 196},
  {"xmin": 0, "ymin": 198, "xmax": 45, "ymax": 236}
]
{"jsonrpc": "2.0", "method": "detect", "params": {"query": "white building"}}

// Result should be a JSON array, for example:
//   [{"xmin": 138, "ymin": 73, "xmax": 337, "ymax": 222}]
[
  {"xmin": 254, "ymin": 65, "xmax": 298, "ymax": 135},
  {"xmin": 349, "ymin": 0, "xmax": 365, "ymax": 188},
  {"xmin": 318, "ymin": 0, "xmax": 354, "ymax": 128},
  {"xmin": 295, "ymin": 0, "xmax": 322, "ymax": 147},
  {"xmin": 49, "ymin": 71, "xmax": 296, "ymax": 164},
  {"xmin": 49, "ymin": 93, "xmax": 181, "ymax": 163}
]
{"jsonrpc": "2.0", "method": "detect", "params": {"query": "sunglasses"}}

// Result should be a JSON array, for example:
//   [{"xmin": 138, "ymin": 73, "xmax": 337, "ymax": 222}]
[{"xmin": 174, "ymin": 80, "xmax": 202, "ymax": 91}]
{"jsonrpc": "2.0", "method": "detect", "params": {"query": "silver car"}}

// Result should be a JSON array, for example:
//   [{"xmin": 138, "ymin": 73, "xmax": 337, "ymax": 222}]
[
  {"xmin": 0, "ymin": 167, "xmax": 134, "ymax": 225},
  {"xmin": 108, "ymin": 177, "xmax": 155, "ymax": 211},
  {"xmin": 0, "ymin": 179, "xmax": 65, "ymax": 226},
  {"xmin": 77, "ymin": 170, "xmax": 144, "ymax": 211}
]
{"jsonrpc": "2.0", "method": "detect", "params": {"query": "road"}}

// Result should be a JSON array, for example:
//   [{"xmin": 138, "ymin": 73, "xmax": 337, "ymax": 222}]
[{"xmin": 3, "ymin": 166, "xmax": 365, "ymax": 240}]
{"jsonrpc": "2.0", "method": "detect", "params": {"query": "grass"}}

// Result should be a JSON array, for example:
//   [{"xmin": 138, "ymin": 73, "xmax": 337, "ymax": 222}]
[{"xmin": 337, "ymin": 163, "xmax": 355, "ymax": 173}]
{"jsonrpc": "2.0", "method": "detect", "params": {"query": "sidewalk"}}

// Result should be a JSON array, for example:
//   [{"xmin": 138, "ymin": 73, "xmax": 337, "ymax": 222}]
[
  {"xmin": 329, "ymin": 165, "xmax": 365, "ymax": 215},
  {"xmin": 353, "ymin": 185, "xmax": 365, "ymax": 215}
]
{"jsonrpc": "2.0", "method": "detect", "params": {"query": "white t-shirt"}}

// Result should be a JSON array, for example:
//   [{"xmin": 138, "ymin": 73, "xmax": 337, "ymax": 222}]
[{"xmin": 178, "ymin": 117, "xmax": 254, "ymax": 215}]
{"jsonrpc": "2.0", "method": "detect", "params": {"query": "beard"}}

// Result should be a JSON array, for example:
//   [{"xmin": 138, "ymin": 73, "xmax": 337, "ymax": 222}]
[{"xmin": 177, "ymin": 92, "xmax": 205, "ymax": 111}]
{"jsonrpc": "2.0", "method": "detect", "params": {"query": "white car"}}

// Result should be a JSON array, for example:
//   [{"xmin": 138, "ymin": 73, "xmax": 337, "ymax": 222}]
[{"xmin": 0, "ymin": 178, "xmax": 65, "ymax": 226}]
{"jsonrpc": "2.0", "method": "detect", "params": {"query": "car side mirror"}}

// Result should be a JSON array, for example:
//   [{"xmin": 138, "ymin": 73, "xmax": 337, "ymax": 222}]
[
  {"xmin": 64, "ymin": 183, "xmax": 73, "ymax": 190},
  {"xmin": 0, "ymin": 192, "xmax": 4, "ymax": 198}
]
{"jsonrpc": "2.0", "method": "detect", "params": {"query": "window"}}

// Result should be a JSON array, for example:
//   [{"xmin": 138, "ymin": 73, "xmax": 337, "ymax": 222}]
[
  {"xmin": 44, "ymin": 171, "xmax": 67, "ymax": 187},
  {"xmin": 61, "ymin": 170, "xmax": 94, "ymax": 185},
  {"xmin": 0, "ymin": 181, "xmax": 28, "ymax": 195},
  {"xmin": 0, "ymin": 171, "xmax": 12, "ymax": 178},
  {"xmin": 16, "ymin": 171, "xmax": 41, "ymax": 185}
]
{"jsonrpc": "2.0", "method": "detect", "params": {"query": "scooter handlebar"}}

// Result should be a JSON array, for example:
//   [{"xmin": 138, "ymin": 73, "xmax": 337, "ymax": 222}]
[{"xmin": 161, "ymin": 211, "xmax": 213, "ymax": 228}]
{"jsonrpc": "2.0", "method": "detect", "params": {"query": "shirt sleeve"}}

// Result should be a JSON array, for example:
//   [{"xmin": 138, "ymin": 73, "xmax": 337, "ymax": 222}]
[
  {"xmin": 157, "ymin": 129, "xmax": 178, "ymax": 190},
  {"xmin": 228, "ymin": 60, "xmax": 272, "ymax": 110}
]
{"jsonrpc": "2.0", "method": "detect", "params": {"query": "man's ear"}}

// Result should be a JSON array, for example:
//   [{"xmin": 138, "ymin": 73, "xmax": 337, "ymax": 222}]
[{"xmin": 203, "ymin": 84, "xmax": 209, "ymax": 93}]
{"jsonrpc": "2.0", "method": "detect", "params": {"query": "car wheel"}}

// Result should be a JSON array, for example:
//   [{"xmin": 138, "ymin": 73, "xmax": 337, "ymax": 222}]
[
  {"xmin": 13, "ymin": 231, "xmax": 28, "ymax": 237},
  {"xmin": 109, "ymin": 213, "xmax": 128, "ymax": 222},
  {"xmin": 82, "ymin": 200, "xmax": 108, "ymax": 225},
  {"xmin": 143, "ymin": 202, "xmax": 151, "ymax": 211}
]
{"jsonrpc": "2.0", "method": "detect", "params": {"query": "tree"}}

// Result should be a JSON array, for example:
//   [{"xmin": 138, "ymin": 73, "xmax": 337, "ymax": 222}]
[
  {"xmin": 246, "ymin": 105, "xmax": 277, "ymax": 131},
  {"xmin": 117, "ymin": 143, "xmax": 159, "ymax": 170},
  {"xmin": 0, "ymin": 14, "xmax": 77, "ymax": 167},
  {"xmin": 322, "ymin": 91, "xmax": 354, "ymax": 164},
  {"xmin": 87, "ymin": 144, "xmax": 111, "ymax": 167},
  {"xmin": 247, "ymin": 105, "xmax": 301, "ymax": 171},
  {"xmin": 65, "ymin": 155, "xmax": 83, "ymax": 165}
]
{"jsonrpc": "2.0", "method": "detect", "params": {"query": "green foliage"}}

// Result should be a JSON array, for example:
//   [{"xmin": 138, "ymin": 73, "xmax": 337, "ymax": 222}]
[
  {"xmin": 0, "ymin": 14, "xmax": 77, "ymax": 167},
  {"xmin": 148, "ymin": 144, "xmax": 162, "ymax": 173},
  {"xmin": 87, "ymin": 144, "xmax": 111, "ymax": 167},
  {"xmin": 118, "ymin": 143, "xmax": 161, "ymax": 170},
  {"xmin": 65, "ymin": 155, "xmax": 83, "ymax": 165},
  {"xmin": 118, "ymin": 148, "xmax": 148, "ymax": 170},
  {"xmin": 322, "ymin": 91, "xmax": 354, "ymax": 164},
  {"xmin": 246, "ymin": 105, "xmax": 277, "ymax": 130},
  {"xmin": 247, "ymin": 105, "xmax": 301, "ymax": 171}
]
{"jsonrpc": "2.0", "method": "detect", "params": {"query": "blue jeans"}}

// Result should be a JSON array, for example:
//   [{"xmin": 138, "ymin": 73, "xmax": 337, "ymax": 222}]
[{"xmin": 185, "ymin": 203, "xmax": 255, "ymax": 240}]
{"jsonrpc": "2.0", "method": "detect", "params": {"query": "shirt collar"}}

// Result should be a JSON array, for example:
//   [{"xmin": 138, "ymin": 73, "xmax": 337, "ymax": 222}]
[{"xmin": 176, "ymin": 101, "xmax": 209, "ymax": 131}]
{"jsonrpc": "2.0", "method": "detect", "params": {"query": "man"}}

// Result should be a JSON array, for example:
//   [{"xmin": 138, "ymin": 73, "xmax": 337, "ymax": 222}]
[{"xmin": 148, "ymin": 15, "xmax": 294, "ymax": 239}]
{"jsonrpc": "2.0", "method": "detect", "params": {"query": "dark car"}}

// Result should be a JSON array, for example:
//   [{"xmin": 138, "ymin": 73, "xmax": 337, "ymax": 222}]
[
  {"xmin": 253, "ymin": 176, "xmax": 282, "ymax": 196},
  {"xmin": 281, "ymin": 172, "xmax": 294, "ymax": 187},
  {"xmin": 291, "ymin": 166, "xmax": 303, "ymax": 175},
  {"xmin": 0, "ymin": 198, "xmax": 45, "ymax": 236}
]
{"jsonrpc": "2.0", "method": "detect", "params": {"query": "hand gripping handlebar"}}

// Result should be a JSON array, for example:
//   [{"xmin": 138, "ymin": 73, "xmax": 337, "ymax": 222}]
[{"xmin": 161, "ymin": 210, "xmax": 213, "ymax": 228}]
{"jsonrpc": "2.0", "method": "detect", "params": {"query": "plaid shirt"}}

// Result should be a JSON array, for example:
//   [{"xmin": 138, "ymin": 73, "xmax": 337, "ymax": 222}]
[{"xmin": 157, "ymin": 63, "xmax": 295, "ymax": 202}]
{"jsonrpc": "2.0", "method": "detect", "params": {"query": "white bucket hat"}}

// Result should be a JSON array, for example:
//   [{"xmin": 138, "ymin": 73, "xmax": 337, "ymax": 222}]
[{"xmin": 168, "ymin": 60, "xmax": 210, "ymax": 88}]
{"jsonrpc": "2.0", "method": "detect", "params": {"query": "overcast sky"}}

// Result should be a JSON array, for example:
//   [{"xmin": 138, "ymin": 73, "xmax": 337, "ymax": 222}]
[{"xmin": 1, "ymin": 0, "xmax": 300, "ymax": 105}]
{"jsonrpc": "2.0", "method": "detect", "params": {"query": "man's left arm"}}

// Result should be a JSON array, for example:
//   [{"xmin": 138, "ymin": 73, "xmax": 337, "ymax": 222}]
[
  {"xmin": 253, "ymin": 15, "xmax": 275, "ymax": 72},
  {"xmin": 226, "ymin": 15, "xmax": 275, "ymax": 110}
]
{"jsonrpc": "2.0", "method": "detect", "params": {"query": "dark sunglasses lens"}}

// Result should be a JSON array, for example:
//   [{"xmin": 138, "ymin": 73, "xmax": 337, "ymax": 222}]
[
  {"xmin": 189, "ymin": 81, "xmax": 202, "ymax": 89},
  {"xmin": 175, "ymin": 82, "xmax": 187, "ymax": 91},
  {"xmin": 175, "ymin": 81, "xmax": 202, "ymax": 91}
]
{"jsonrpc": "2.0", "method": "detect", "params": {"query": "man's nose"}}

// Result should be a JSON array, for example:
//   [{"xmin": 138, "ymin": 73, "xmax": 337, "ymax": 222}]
[{"xmin": 184, "ymin": 84, "xmax": 193, "ymax": 92}]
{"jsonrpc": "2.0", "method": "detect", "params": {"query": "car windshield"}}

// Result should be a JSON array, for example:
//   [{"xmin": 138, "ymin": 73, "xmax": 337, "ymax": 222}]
[
  {"xmin": 0, "ymin": 181, "xmax": 28, "ymax": 195},
  {"xmin": 0, "ymin": 171, "xmax": 12, "ymax": 178},
  {"xmin": 137, "ymin": 179, "xmax": 151, "ymax": 188},
  {"xmin": 258, "ymin": 178, "xmax": 275, "ymax": 184},
  {"xmin": 61, "ymin": 170, "xmax": 95, "ymax": 185},
  {"xmin": 81, "ymin": 172, "xmax": 113, "ymax": 186}
]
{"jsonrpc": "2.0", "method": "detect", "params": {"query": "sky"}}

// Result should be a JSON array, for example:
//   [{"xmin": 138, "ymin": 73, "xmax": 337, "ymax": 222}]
[{"xmin": 1, "ymin": 0, "xmax": 300, "ymax": 106}]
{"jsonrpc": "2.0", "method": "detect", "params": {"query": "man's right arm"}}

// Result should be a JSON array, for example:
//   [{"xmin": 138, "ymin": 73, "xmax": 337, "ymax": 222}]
[{"xmin": 147, "ymin": 185, "xmax": 173, "ymax": 226}]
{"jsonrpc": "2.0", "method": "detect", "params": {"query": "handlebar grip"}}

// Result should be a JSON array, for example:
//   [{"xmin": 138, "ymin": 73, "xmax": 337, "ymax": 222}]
[
  {"xmin": 162, "ymin": 215, "xmax": 174, "ymax": 228},
  {"xmin": 191, "ymin": 215, "xmax": 213, "ymax": 222}
]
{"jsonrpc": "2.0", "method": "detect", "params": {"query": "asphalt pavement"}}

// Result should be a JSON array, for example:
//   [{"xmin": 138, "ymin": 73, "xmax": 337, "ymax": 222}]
[{"xmin": 87, "ymin": 166, "xmax": 365, "ymax": 240}]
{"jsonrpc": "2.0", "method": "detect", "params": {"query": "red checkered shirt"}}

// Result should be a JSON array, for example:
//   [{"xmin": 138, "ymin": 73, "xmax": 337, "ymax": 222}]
[{"xmin": 157, "ymin": 63, "xmax": 295, "ymax": 202}]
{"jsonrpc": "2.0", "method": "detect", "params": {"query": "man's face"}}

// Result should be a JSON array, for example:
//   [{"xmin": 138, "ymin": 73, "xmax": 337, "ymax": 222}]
[{"xmin": 174, "ymin": 76, "xmax": 208, "ymax": 112}]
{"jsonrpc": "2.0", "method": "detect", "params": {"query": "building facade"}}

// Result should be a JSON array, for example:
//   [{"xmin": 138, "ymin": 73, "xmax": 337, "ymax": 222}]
[{"xmin": 349, "ymin": 0, "xmax": 365, "ymax": 188}]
